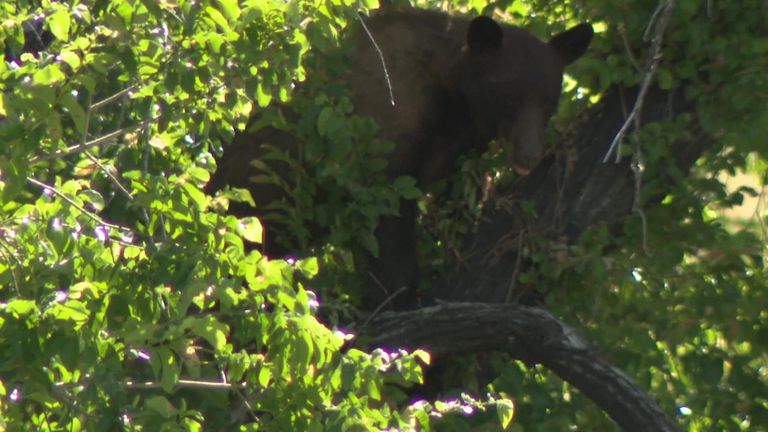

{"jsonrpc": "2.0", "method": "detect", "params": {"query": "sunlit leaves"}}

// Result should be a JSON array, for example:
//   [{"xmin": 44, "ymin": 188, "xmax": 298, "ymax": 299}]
[
  {"xmin": 497, "ymin": 398, "xmax": 515, "ymax": 428},
  {"xmin": 32, "ymin": 63, "xmax": 65, "ymax": 85},
  {"xmin": 0, "ymin": 1, "xmax": 431, "ymax": 430},
  {"xmin": 5, "ymin": 299, "xmax": 38, "ymax": 318},
  {"xmin": 46, "ymin": 6, "xmax": 70, "ymax": 41},
  {"xmin": 236, "ymin": 216, "xmax": 262, "ymax": 244}
]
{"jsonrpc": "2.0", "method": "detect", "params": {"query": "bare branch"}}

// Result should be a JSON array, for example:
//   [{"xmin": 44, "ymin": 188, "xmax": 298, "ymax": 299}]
[
  {"xmin": 124, "ymin": 379, "xmax": 246, "ymax": 390},
  {"xmin": 91, "ymin": 86, "xmax": 135, "ymax": 110},
  {"xmin": 357, "ymin": 12, "xmax": 396, "ymax": 107},
  {"xmin": 55, "ymin": 378, "xmax": 246, "ymax": 391},
  {"xmin": 362, "ymin": 283, "xmax": 409, "ymax": 328},
  {"xmin": 26, "ymin": 177, "xmax": 130, "ymax": 236},
  {"xmin": 603, "ymin": 0, "xmax": 676, "ymax": 163},
  {"xmin": 619, "ymin": 26, "xmax": 643, "ymax": 73},
  {"xmin": 28, "ymin": 118, "xmax": 157, "ymax": 164},
  {"xmin": 85, "ymin": 151, "xmax": 133, "ymax": 200}
]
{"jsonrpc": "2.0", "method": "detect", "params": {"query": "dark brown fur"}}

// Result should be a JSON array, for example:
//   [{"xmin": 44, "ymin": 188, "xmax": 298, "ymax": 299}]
[{"xmin": 207, "ymin": 10, "xmax": 593, "ymax": 308}]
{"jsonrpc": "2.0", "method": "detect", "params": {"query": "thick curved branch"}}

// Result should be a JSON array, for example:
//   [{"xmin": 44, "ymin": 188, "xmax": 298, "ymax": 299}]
[{"xmin": 364, "ymin": 303, "xmax": 680, "ymax": 432}]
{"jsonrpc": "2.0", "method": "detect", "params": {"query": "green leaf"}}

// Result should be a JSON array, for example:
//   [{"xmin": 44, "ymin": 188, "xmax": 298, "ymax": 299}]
[
  {"xmin": 237, "ymin": 217, "xmax": 263, "ymax": 243},
  {"xmin": 360, "ymin": 231, "xmax": 378, "ymax": 257},
  {"xmin": 75, "ymin": 74, "xmax": 96, "ymax": 93},
  {"xmin": 368, "ymin": 139, "xmax": 395, "ymax": 154},
  {"xmin": 296, "ymin": 257, "xmax": 319, "ymax": 277},
  {"xmin": 33, "ymin": 64, "xmax": 66, "ymax": 85},
  {"xmin": 145, "ymin": 395, "xmax": 176, "ymax": 419},
  {"xmin": 394, "ymin": 176, "xmax": 421, "ymax": 199},
  {"xmin": 47, "ymin": 301, "xmax": 89, "ymax": 328},
  {"xmin": 6, "ymin": 299, "xmax": 37, "ymax": 317},
  {"xmin": 317, "ymin": 106, "xmax": 334, "ymax": 137},
  {"xmin": 256, "ymin": 81, "xmax": 272, "ymax": 107},
  {"xmin": 60, "ymin": 93, "xmax": 86, "ymax": 135},
  {"xmin": 657, "ymin": 68, "xmax": 674, "ymax": 90},
  {"xmin": 187, "ymin": 166, "xmax": 210, "ymax": 183},
  {"xmin": 182, "ymin": 183, "xmax": 207, "ymax": 209},
  {"xmin": 80, "ymin": 189, "xmax": 105, "ymax": 212},
  {"xmin": 413, "ymin": 349, "xmax": 430, "ymax": 365},
  {"xmin": 258, "ymin": 364, "xmax": 271, "ymax": 388},
  {"xmin": 157, "ymin": 347, "xmax": 179, "ymax": 393},
  {"xmin": 48, "ymin": 8, "xmax": 71, "ymax": 41},
  {"xmin": 222, "ymin": 187, "xmax": 256, "ymax": 207},
  {"xmin": 497, "ymin": 399, "xmax": 515, "ymax": 428},
  {"xmin": 47, "ymin": 112, "xmax": 62, "ymax": 143},
  {"xmin": 295, "ymin": 332, "xmax": 313, "ymax": 371},
  {"xmin": 70, "ymin": 281, "xmax": 106, "ymax": 299},
  {"xmin": 205, "ymin": 6, "xmax": 231, "ymax": 33},
  {"xmin": 58, "ymin": 51, "xmax": 81, "ymax": 70},
  {"xmin": 185, "ymin": 316, "xmax": 229, "ymax": 353},
  {"xmin": 215, "ymin": 0, "xmax": 241, "ymax": 21},
  {"xmin": 361, "ymin": 0, "xmax": 380, "ymax": 8}
]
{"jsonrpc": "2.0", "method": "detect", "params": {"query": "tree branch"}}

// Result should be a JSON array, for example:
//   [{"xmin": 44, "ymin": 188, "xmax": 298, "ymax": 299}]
[
  {"xmin": 28, "ymin": 117, "xmax": 156, "ymax": 164},
  {"xmin": 603, "ymin": 0, "xmax": 676, "ymax": 163},
  {"xmin": 364, "ymin": 302, "xmax": 680, "ymax": 432}
]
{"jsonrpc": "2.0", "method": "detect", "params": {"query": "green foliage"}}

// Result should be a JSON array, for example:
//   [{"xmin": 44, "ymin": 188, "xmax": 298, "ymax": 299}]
[
  {"xmin": 1, "ymin": 0, "xmax": 767, "ymax": 430},
  {"xmin": 0, "ymin": 0, "xmax": 442, "ymax": 430}
]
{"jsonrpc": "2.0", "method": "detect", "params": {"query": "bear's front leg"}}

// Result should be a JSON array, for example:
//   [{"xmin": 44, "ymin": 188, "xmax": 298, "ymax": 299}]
[{"xmin": 364, "ymin": 198, "xmax": 420, "ymax": 311}]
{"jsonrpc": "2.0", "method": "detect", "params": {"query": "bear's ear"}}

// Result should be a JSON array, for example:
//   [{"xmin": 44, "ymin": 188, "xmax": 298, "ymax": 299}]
[
  {"xmin": 549, "ymin": 23, "xmax": 593, "ymax": 65},
  {"xmin": 466, "ymin": 16, "xmax": 503, "ymax": 52}
]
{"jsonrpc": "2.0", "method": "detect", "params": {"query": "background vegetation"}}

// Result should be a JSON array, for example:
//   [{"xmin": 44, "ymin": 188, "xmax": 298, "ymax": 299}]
[{"xmin": 0, "ymin": 0, "xmax": 766, "ymax": 430}]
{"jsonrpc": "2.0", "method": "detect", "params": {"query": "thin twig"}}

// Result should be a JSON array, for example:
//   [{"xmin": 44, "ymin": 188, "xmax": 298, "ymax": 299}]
[
  {"xmin": 85, "ymin": 151, "xmax": 133, "ymax": 199},
  {"xmin": 56, "ymin": 379, "xmax": 246, "ymax": 390},
  {"xmin": 357, "ymin": 12, "xmax": 395, "ymax": 107},
  {"xmin": 26, "ymin": 176, "xmax": 127, "ymax": 233},
  {"xmin": 126, "ymin": 379, "xmax": 246, "ymax": 390},
  {"xmin": 80, "ymin": 89, "xmax": 135, "ymax": 200},
  {"xmin": 81, "ymin": 93, "xmax": 93, "ymax": 152},
  {"xmin": 602, "ymin": 0, "xmax": 675, "ymax": 163},
  {"xmin": 230, "ymin": 373, "xmax": 259, "ymax": 423},
  {"xmin": 619, "ymin": 27, "xmax": 643, "ymax": 73},
  {"xmin": 91, "ymin": 86, "xmax": 135, "ymax": 110},
  {"xmin": 631, "ymin": 136, "xmax": 651, "ymax": 255},
  {"xmin": 505, "ymin": 231, "xmax": 526, "ymax": 303},
  {"xmin": 361, "ymin": 284, "xmax": 409, "ymax": 329},
  {"xmin": 28, "ymin": 118, "xmax": 156, "ymax": 163},
  {"xmin": 80, "ymin": 91, "xmax": 131, "ymax": 200},
  {"xmin": 643, "ymin": 1, "xmax": 666, "ymax": 40}
]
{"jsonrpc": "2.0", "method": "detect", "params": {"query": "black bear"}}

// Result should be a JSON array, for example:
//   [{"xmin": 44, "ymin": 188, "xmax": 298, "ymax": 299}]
[{"xmin": 207, "ymin": 9, "xmax": 593, "ymax": 308}]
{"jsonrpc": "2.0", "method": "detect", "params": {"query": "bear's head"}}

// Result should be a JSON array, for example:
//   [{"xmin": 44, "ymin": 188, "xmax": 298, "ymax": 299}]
[{"xmin": 459, "ymin": 16, "xmax": 593, "ymax": 175}]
